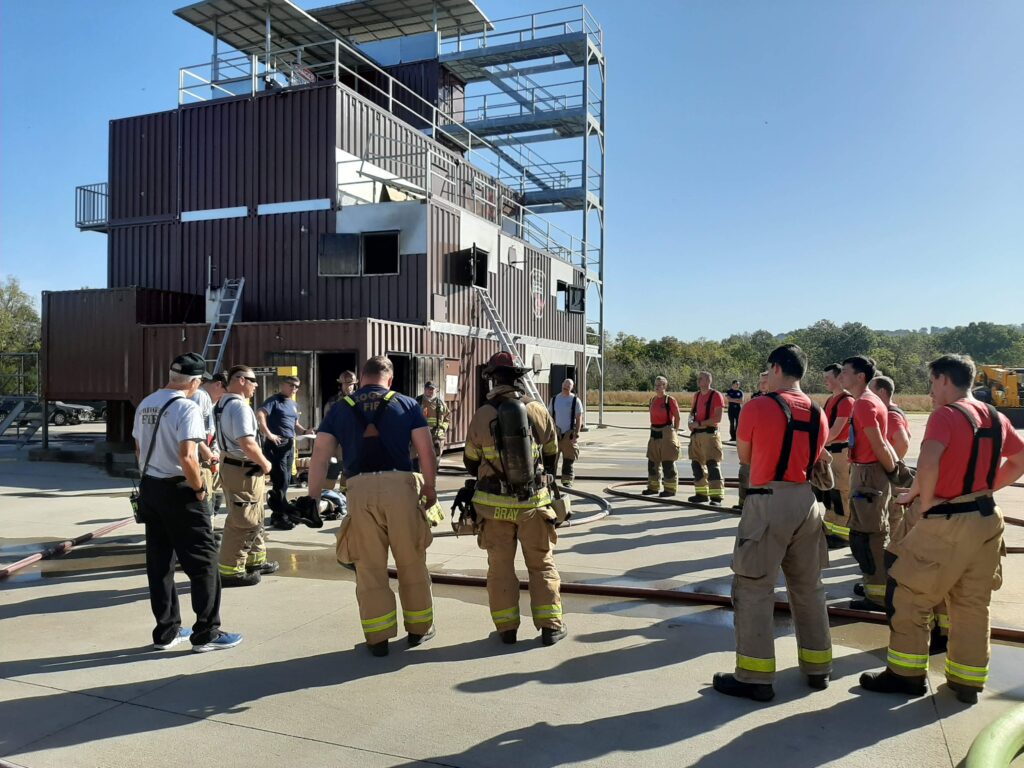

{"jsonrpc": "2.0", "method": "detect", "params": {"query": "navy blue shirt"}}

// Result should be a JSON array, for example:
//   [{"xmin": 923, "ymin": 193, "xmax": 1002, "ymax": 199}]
[
  {"xmin": 259, "ymin": 393, "xmax": 300, "ymax": 438},
  {"xmin": 726, "ymin": 389, "xmax": 744, "ymax": 409},
  {"xmin": 317, "ymin": 385, "xmax": 427, "ymax": 476}
]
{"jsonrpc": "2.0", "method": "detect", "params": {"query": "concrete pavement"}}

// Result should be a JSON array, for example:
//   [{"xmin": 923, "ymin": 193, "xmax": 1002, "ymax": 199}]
[{"xmin": 1, "ymin": 413, "xmax": 1023, "ymax": 767}]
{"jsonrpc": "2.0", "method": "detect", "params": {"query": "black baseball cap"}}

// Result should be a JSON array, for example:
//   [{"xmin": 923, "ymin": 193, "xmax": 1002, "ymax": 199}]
[
  {"xmin": 425, "ymin": 381, "xmax": 436, "ymax": 389},
  {"xmin": 171, "ymin": 352, "xmax": 208, "ymax": 379}
]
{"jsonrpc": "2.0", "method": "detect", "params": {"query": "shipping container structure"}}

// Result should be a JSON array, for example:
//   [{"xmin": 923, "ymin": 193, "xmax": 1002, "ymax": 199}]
[{"xmin": 55, "ymin": 0, "xmax": 606, "ymax": 447}]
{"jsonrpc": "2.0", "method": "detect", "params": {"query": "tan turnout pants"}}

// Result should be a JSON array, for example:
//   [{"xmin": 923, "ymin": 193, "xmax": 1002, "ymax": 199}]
[
  {"xmin": 887, "ymin": 496, "xmax": 949, "ymax": 635},
  {"xmin": 557, "ymin": 431, "xmax": 579, "ymax": 483},
  {"xmin": 689, "ymin": 431, "xmax": 724, "ymax": 501},
  {"xmin": 218, "ymin": 462, "xmax": 267, "ymax": 575},
  {"xmin": 731, "ymin": 482, "xmax": 832, "ymax": 683},
  {"xmin": 335, "ymin": 472, "xmax": 434, "ymax": 643},
  {"xmin": 848, "ymin": 462, "xmax": 891, "ymax": 607},
  {"xmin": 475, "ymin": 505, "xmax": 563, "ymax": 632},
  {"xmin": 822, "ymin": 446, "xmax": 851, "ymax": 540},
  {"xmin": 647, "ymin": 426, "xmax": 679, "ymax": 493},
  {"xmin": 887, "ymin": 499, "xmax": 1004, "ymax": 690}
]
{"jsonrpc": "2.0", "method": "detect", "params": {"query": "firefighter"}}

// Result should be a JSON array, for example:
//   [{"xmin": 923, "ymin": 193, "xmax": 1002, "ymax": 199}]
[
  {"xmin": 688, "ymin": 371, "xmax": 726, "ymax": 505},
  {"xmin": 841, "ymin": 356, "xmax": 898, "ymax": 611},
  {"xmin": 215, "ymin": 366, "xmax": 274, "ymax": 587},
  {"xmin": 644, "ymin": 376, "xmax": 681, "ymax": 497},
  {"xmin": 869, "ymin": 375, "xmax": 912, "ymax": 545},
  {"xmin": 258, "ymin": 376, "xmax": 314, "ymax": 531},
  {"xmin": 713, "ymin": 344, "xmax": 831, "ymax": 701},
  {"xmin": 550, "ymin": 378, "xmax": 584, "ymax": 487},
  {"xmin": 821, "ymin": 363, "xmax": 856, "ymax": 548},
  {"xmin": 324, "ymin": 370, "xmax": 357, "ymax": 492},
  {"xmin": 464, "ymin": 351, "xmax": 565, "ymax": 646},
  {"xmin": 415, "ymin": 381, "xmax": 450, "ymax": 460},
  {"xmin": 725, "ymin": 379, "xmax": 744, "ymax": 442},
  {"xmin": 306, "ymin": 356, "xmax": 439, "ymax": 657},
  {"xmin": 860, "ymin": 354, "xmax": 1024, "ymax": 704}
]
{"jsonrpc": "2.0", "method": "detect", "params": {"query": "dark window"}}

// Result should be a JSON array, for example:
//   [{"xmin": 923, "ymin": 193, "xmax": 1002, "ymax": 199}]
[
  {"xmin": 446, "ymin": 245, "xmax": 488, "ymax": 287},
  {"xmin": 567, "ymin": 285, "xmax": 585, "ymax": 314},
  {"xmin": 362, "ymin": 231, "xmax": 400, "ymax": 275},
  {"xmin": 319, "ymin": 233, "xmax": 360, "ymax": 276},
  {"xmin": 473, "ymin": 247, "xmax": 489, "ymax": 288}
]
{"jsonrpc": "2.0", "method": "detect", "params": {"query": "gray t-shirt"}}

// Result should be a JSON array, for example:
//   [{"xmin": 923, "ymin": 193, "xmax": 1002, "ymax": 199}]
[
  {"xmin": 190, "ymin": 388, "xmax": 214, "ymax": 437},
  {"xmin": 550, "ymin": 392, "xmax": 583, "ymax": 434},
  {"xmin": 215, "ymin": 394, "xmax": 259, "ymax": 459},
  {"xmin": 133, "ymin": 390, "xmax": 205, "ymax": 478}
]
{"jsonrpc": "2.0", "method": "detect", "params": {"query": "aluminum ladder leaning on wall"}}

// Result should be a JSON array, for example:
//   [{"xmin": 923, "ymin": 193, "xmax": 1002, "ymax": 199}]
[
  {"xmin": 473, "ymin": 285, "xmax": 542, "ymax": 402},
  {"xmin": 201, "ymin": 278, "xmax": 245, "ymax": 376}
]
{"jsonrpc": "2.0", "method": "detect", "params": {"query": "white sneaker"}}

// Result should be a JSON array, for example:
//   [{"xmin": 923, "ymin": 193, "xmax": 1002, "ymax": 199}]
[{"xmin": 153, "ymin": 627, "xmax": 192, "ymax": 650}]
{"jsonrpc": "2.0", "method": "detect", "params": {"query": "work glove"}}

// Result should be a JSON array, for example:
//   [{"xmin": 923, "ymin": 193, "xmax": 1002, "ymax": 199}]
[{"xmin": 886, "ymin": 461, "xmax": 916, "ymax": 488}]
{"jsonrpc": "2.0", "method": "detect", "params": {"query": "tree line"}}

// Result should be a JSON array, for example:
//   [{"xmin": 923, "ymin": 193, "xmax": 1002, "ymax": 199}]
[{"xmin": 601, "ymin": 320, "xmax": 1024, "ymax": 395}]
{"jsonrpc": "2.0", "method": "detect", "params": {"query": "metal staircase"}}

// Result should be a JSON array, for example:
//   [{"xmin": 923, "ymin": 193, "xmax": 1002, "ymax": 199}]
[
  {"xmin": 474, "ymin": 286, "xmax": 542, "ymax": 402},
  {"xmin": 15, "ymin": 417, "xmax": 43, "ymax": 449},
  {"xmin": 201, "ymin": 278, "xmax": 244, "ymax": 375},
  {"xmin": 0, "ymin": 400, "xmax": 30, "ymax": 437}
]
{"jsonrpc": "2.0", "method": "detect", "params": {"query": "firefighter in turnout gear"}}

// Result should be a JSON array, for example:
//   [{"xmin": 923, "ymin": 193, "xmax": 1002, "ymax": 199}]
[
  {"xmin": 688, "ymin": 372, "xmax": 726, "ymax": 505},
  {"xmin": 645, "ymin": 376, "xmax": 681, "ymax": 496},
  {"xmin": 306, "ymin": 356, "xmax": 441, "ymax": 657},
  {"xmin": 841, "ymin": 356, "xmax": 898, "ymax": 612},
  {"xmin": 464, "ymin": 351, "xmax": 566, "ymax": 646},
  {"xmin": 714, "ymin": 345, "xmax": 832, "ymax": 702},
  {"xmin": 821, "ymin": 363, "xmax": 855, "ymax": 548},
  {"xmin": 415, "ymin": 381, "xmax": 450, "ymax": 459},
  {"xmin": 861, "ymin": 354, "xmax": 1024, "ymax": 704}
]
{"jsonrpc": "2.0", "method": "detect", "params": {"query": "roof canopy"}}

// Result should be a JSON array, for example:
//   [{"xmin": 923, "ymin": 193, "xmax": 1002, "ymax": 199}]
[
  {"xmin": 174, "ymin": 0, "xmax": 357, "ymax": 65},
  {"xmin": 309, "ymin": 0, "xmax": 491, "ymax": 43}
]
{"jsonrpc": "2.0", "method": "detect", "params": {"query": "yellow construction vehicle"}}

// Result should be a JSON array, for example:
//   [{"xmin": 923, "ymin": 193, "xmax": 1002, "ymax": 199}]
[{"xmin": 974, "ymin": 365, "xmax": 1024, "ymax": 427}]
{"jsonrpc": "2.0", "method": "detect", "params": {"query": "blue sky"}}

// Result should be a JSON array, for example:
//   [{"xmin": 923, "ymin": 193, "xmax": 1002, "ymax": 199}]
[{"xmin": 1, "ymin": 1, "xmax": 1021, "ymax": 339}]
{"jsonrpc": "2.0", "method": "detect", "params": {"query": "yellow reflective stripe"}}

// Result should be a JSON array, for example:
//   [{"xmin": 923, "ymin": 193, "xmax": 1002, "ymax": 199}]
[
  {"xmin": 343, "ymin": 396, "xmax": 356, "ymax": 407},
  {"xmin": 403, "ymin": 607, "xmax": 433, "ymax": 621},
  {"xmin": 474, "ymin": 488, "xmax": 552, "ymax": 509},
  {"xmin": 383, "ymin": 391, "xmax": 396, "ymax": 402},
  {"xmin": 946, "ymin": 659, "xmax": 988, "ymax": 682},
  {"xmin": 864, "ymin": 584, "xmax": 887, "ymax": 598},
  {"xmin": 694, "ymin": 486, "xmax": 710, "ymax": 494},
  {"xmin": 422, "ymin": 502, "xmax": 444, "ymax": 525},
  {"xmin": 480, "ymin": 446, "xmax": 500, "ymax": 459},
  {"xmin": 708, "ymin": 488, "xmax": 725, "ymax": 499},
  {"xmin": 245, "ymin": 552, "xmax": 267, "ymax": 566},
  {"xmin": 936, "ymin": 613, "xmax": 951, "ymax": 629},
  {"xmin": 465, "ymin": 444, "xmax": 481, "ymax": 460},
  {"xmin": 532, "ymin": 604, "xmax": 562, "ymax": 618},
  {"xmin": 887, "ymin": 648, "xmax": 929, "ymax": 670},
  {"xmin": 361, "ymin": 611, "xmax": 398, "ymax": 632},
  {"xmin": 798, "ymin": 647, "xmax": 833, "ymax": 665},
  {"xmin": 218, "ymin": 564, "xmax": 245, "ymax": 576},
  {"xmin": 824, "ymin": 521, "xmax": 851, "ymax": 537},
  {"xmin": 736, "ymin": 654, "xmax": 776, "ymax": 673},
  {"xmin": 491, "ymin": 607, "xmax": 520, "ymax": 625}
]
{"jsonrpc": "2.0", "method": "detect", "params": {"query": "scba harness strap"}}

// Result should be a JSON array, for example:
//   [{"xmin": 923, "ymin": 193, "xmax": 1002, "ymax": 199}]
[
  {"xmin": 827, "ymin": 392, "xmax": 855, "ymax": 427},
  {"xmin": 691, "ymin": 389, "xmax": 720, "ymax": 422},
  {"xmin": 947, "ymin": 402, "xmax": 1003, "ymax": 497},
  {"xmin": 550, "ymin": 393, "xmax": 579, "ymax": 436},
  {"xmin": 764, "ymin": 393, "xmax": 822, "ymax": 481},
  {"xmin": 342, "ymin": 391, "xmax": 400, "ymax": 474},
  {"xmin": 649, "ymin": 394, "xmax": 676, "ymax": 428}
]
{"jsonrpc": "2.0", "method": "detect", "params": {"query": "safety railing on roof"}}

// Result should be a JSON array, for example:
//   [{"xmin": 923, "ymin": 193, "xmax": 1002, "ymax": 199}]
[
  {"xmin": 440, "ymin": 5, "xmax": 602, "ymax": 56},
  {"xmin": 75, "ymin": 183, "xmax": 108, "ymax": 230},
  {"xmin": 457, "ymin": 80, "xmax": 586, "ymax": 124}
]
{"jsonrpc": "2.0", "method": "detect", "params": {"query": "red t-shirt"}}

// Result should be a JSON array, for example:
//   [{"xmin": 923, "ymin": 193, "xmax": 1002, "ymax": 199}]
[
  {"xmin": 649, "ymin": 395, "xmax": 679, "ymax": 427},
  {"xmin": 691, "ymin": 390, "xmax": 725, "ymax": 423},
  {"xmin": 886, "ymin": 407, "xmax": 910, "ymax": 441},
  {"xmin": 824, "ymin": 392, "xmax": 854, "ymax": 443},
  {"xmin": 923, "ymin": 398, "xmax": 1024, "ymax": 498},
  {"xmin": 738, "ymin": 390, "xmax": 829, "ymax": 486},
  {"xmin": 849, "ymin": 389, "xmax": 888, "ymax": 464}
]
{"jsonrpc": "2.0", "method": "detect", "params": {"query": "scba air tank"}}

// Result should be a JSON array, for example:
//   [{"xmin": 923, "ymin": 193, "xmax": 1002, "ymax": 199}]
[{"xmin": 496, "ymin": 396, "xmax": 534, "ymax": 499}]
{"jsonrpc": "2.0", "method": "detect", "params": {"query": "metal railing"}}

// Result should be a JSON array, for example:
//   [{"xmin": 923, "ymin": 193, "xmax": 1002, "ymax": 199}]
[
  {"xmin": 440, "ymin": 5, "xmax": 602, "ymax": 56},
  {"xmin": 75, "ymin": 183, "xmax": 108, "ymax": 229},
  {"xmin": 457, "ymin": 79, "xmax": 586, "ymax": 123}
]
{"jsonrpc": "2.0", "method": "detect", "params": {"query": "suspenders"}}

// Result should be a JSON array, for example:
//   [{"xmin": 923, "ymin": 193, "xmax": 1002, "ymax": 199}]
[
  {"xmin": 764, "ymin": 393, "xmax": 823, "ymax": 482},
  {"xmin": 827, "ymin": 393, "xmax": 854, "ymax": 427},
  {"xmin": 691, "ymin": 390, "xmax": 718, "ymax": 422},
  {"xmin": 946, "ymin": 402, "xmax": 1003, "ymax": 496}
]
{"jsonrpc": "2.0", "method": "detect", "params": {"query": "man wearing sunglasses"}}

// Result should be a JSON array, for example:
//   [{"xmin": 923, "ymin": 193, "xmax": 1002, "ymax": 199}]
[
  {"xmin": 215, "ymin": 365, "xmax": 274, "ymax": 587},
  {"xmin": 258, "ymin": 375, "xmax": 314, "ymax": 530}
]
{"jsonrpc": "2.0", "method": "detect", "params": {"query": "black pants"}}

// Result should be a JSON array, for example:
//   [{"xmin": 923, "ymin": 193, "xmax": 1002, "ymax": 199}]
[
  {"xmin": 728, "ymin": 404, "xmax": 741, "ymax": 441},
  {"xmin": 141, "ymin": 476, "xmax": 221, "ymax": 646},
  {"xmin": 263, "ymin": 438, "xmax": 294, "ymax": 517}
]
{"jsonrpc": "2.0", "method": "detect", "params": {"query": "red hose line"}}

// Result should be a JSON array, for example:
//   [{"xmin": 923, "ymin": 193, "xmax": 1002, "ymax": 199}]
[
  {"xmin": 0, "ymin": 517, "xmax": 134, "ymax": 579},
  {"xmin": 399, "ymin": 569, "xmax": 1024, "ymax": 644}
]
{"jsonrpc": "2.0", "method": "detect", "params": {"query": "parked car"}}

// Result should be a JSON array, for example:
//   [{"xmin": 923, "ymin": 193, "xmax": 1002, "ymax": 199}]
[
  {"xmin": 17, "ymin": 401, "xmax": 95, "ymax": 426},
  {"xmin": 71, "ymin": 400, "xmax": 109, "ymax": 420}
]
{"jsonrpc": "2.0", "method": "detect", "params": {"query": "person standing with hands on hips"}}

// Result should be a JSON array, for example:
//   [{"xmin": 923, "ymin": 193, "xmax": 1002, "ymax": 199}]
[
  {"xmin": 133, "ymin": 352, "xmax": 242, "ymax": 653},
  {"xmin": 216, "ymin": 365, "xmax": 274, "ymax": 587}
]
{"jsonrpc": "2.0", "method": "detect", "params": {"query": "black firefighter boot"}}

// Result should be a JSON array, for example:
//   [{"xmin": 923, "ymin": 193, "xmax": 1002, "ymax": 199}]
[
  {"xmin": 712, "ymin": 673, "xmax": 775, "ymax": 702},
  {"xmin": 541, "ymin": 625, "xmax": 567, "ymax": 646},
  {"xmin": 859, "ymin": 669, "xmax": 927, "ymax": 696}
]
